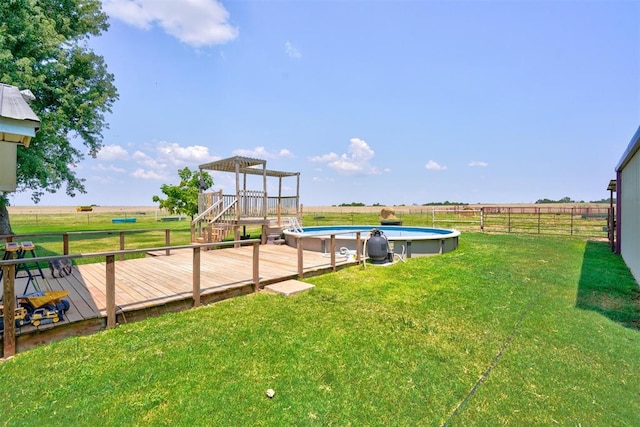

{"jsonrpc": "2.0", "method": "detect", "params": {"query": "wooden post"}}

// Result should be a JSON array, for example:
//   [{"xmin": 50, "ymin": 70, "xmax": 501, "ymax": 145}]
[
  {"xmin": 192, "ymin": 247, "xmax": 201, "ymax": 307},
  {"xmin": 571, "ymin": 207, "xmax": 575, "ymax": 236},
  {"xmin": 330, "ymin": 235, "xmax": 336, "ymax": 272},
  {"xmin": 3, "ymin": 264, "xmax": 16, "ymax": 357},
  {"xmin": 63, "ymin": 233, "xmax": 69, "ymax": 255},
  {"xmin": 252, "ymin": 241, "xmax": 260, "ymax": 292},
  {"xmin": 106, "ymin": 255, "xmax": 116, "ymax": 328},
  {"xmin": 119, "ymin": 231, "xmax": 125, "ymax": 261},
  {"xmin": 356, "ymin": 232, "xmax": 362, "ymax": 264},
  {"xmin": 165, "ymin": 229, "xmax": 171, "ymax": 256},
  {"xmin": 297, "ymin": 238, "xmax": 304, "ymax": 278},
  {"xmin": 277, "ymin": 204, "xmax": 282, "ymax": 227}
]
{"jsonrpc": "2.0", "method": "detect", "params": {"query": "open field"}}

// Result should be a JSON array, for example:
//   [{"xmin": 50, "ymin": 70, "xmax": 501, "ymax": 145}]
[{"xmin": 7, "ymin": 205, "xmax": 161, "ymax": 215}]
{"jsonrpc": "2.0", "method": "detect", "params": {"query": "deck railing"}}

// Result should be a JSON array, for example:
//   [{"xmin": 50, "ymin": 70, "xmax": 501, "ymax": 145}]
[
  {"xmin": 290, "ymin": 230, "xmax": 365, "ymax": 277},
  {"xmin": 198, "ymin": 191, "xmax": 300, "ymax": 219},
  {"xmin": 1, "ymin": 239, "xmax": 261, "ymax": 358},
  {"xmin": 1, "ymin": 231, "xmax": 361, "ymax": 357},
  {"xmin": 238, "ymin": 190, "xmax": 267, "ymax": 217},
  {"xmin": 0, "ymin": 228, "xmax": 174, "ymax": 260},
  {"xmin": 267, "ymin": 196, "xmax": 298, "ymax": 216}
]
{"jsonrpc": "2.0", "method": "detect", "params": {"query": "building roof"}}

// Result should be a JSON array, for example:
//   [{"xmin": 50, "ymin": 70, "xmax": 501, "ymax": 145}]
[
  {"xmin": 0, "ymin": 84, "xmax": 39, "ymax": 122},
  {"xmin": 0, "ymin": 83, "xmax": 40, "ymax": 146},
  {"xmin": 616, "ymin": 125, "xmax": 640, "ymax": 172},
  {"xmin": 199, "ymin": 155, "xmax": 299, "ymax": 178}
]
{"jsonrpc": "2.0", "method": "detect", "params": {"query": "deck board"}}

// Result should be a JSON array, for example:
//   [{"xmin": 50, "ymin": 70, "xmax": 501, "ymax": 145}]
[{"xmin": 3, "ymin": 244, "xmax": 354, "ymax": 352}]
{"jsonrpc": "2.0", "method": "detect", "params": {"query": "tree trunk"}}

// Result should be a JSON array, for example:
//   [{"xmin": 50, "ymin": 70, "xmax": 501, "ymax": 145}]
[{"xmin": 0, "ymin": 200, "xmax": 14, "ymax": 237}]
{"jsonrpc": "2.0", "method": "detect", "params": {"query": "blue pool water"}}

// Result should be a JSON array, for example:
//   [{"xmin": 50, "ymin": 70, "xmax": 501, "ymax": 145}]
[{"xmin": 292, "ymin": 225, "xmax": 456, "ymax": 238}]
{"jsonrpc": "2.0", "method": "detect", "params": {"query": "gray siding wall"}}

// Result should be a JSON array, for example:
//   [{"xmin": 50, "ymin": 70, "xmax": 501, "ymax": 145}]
[{"xmin": 620, "ymin": 150, "xmax": 640, "ymax": 282}]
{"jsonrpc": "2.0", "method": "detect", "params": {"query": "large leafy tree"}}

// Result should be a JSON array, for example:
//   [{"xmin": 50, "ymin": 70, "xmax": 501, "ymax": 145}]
[
  {"xmin": 153, "ymin": 168, "xmax": 214, "ymax": 219},
  {"xmin": 0, "ymin": 0, "xmax": 118, "ymax": 235}
]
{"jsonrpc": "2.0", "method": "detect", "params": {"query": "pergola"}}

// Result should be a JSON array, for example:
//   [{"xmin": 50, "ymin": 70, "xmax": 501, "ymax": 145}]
[
  {"xmin": 198, "ymin": 155, "xmax": 300, "ymax": 216},
  {"xmin": 196, "ymin": 156, "xmax": 300, "ymax": 242}
]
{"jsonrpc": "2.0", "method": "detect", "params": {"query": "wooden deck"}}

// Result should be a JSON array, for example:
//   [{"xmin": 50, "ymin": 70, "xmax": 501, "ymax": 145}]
[{"xmin": 3, "ymin": 244, "xmax": 353, "ymax": 354}]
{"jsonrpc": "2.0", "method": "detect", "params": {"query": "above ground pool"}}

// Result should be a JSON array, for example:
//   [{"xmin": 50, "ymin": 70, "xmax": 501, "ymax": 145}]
[{"xmin": 282, "ymin": 225, "xmax": 460, "ymax": 258}]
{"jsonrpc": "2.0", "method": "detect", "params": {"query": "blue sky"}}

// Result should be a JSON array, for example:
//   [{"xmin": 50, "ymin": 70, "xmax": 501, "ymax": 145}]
[{"xmin": 9, "ymin": 0, "xmax": 640, "ymax": 207}]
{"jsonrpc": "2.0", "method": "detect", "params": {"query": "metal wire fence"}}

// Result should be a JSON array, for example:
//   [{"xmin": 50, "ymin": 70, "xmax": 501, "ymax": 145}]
[
  {"xmin": 302, "ymin": 205, "xmax": 610, "ymax": 239},
  {"xmin": 430, "ymin": 206, "xmax": 610, "ymax": 238}
]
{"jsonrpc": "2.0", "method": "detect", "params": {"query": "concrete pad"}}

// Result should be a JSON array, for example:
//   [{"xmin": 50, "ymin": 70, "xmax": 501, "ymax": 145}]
[{"xmin": 264, "ymin": 279, "xmax": 315, "ymax": 296}]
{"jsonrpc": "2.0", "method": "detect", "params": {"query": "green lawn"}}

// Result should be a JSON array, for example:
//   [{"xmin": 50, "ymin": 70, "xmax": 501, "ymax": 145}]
[{"xmin": 1, "ymin": 233, "xmax": 638, "ymax": 425}]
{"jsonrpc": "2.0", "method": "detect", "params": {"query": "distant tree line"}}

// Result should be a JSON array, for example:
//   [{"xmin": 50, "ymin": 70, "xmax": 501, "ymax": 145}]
[
  {"xmin": 335, "ymin": 201, "xmax": 470, "ymax": 207},
  {"xmin": 333, "ymin": 198, "xmax": 612, "ymax": 207},
  {"xmin": 422, "ymin": 201, "xmax": 468, "ymax": 206},
  {"xmin": 336, "ymin": 202, "xmax": 366, "ymax": 207},
  {"xmin": 535, "ymin": 197, "xmax": 581, "ymax": 204}
]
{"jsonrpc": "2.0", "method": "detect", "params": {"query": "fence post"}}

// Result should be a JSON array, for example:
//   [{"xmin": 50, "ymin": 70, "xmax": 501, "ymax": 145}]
[
  {"xmin": 480, "ymin": 207, "xmax": 484, "ymax": 232},
  {"xmin": 2, "ymin": 264, "xmax": 16, "ymax": 357},
  {"xmin": 297, "ymin": 238, "xmax": 304, "ymax": 278},
  {"xmin": 330, "ymin": 235, "xmax": 336, "ymax": 272},
  {"xmin": 63, "ymin": 233, "xmax": 69, "ymax": 255},
  {"xmin": 508, "ymin": 208, "xmax": 511, "ymax": 233},
  {"xmin": 119, "ymin": 231, "xmax": 125, "ymax": 261},
  {"xmin": 192, "ymin": 247, "xmax": 200, "ymax": 307},
  {"xmin": 356, "ymin": 231, "xmax": 362, "ymax": 264},
  {"xmin": 537, "ymin": 208, "xmax": 541, "ymax": 234},
  {"xmin": 165, "ymin": 229, "xmax": 171, "ymax": 256},
  {"xmin": 106, "ymin": 255, "xmax": 116, "ymax": 328},
  {"xmin": 252, "ymin": 241, "xmax": 260, "ymax": 292},
  {"xmin": 571, "ymin": 207, "xmax": 575, "ymax": 236}
]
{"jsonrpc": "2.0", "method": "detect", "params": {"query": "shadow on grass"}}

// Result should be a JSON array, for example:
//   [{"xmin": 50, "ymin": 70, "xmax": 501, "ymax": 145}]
[{"xmin": 577, "ymin": 240, "xmax": 640, "ymax": 331}]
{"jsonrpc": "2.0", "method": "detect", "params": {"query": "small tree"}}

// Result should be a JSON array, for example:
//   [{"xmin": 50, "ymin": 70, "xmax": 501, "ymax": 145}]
[{"xmin": 153, "ymin": 168, "xmax": 213, "ymax": 219}]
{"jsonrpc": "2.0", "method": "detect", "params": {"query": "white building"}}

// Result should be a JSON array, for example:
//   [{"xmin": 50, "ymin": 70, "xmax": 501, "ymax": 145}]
[{"xmin": 615, "ymin": 125, "xmax": 640, "ymax": 282}]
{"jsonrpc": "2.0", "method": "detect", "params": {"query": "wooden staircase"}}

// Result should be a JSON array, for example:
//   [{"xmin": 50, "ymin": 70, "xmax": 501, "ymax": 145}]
[{"xmin": 191, "ymin": 192, "xmax": 237, "ymax": 244}]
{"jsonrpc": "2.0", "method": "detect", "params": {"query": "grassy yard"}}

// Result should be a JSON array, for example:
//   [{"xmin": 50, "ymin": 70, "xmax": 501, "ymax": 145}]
[{"xmin": 1, "ymin": 233, "xmax": 638, "ymax": 425}]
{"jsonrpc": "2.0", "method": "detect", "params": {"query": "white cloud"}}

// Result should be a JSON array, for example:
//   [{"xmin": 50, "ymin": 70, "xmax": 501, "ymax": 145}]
[
  {"xmin": 157, "ymin": 142, "xmax": 213, "ymax": 165},
  {"xmin": 97, "ymin": 144, "xmax": 129, "ymax": 161},
  {"xmin": 285, "ymin": 41, "xmax": 301, "ymax": 58},
  {"xmin": 132, "ymin": 168, "xmax": 170, "ymax": 180},
  {"xmin": 96, "ymin": 164, "xmax": 127, "ymax": 173},
  {"xmin": 278, "ymin": 148, "xmax": 294, "ymax": 158},
  {"xmin": 121, "ymin": 141, "xmax": 217, "ymax": 182},
  {"xmin": 425, "ymin": 160, "xmax": 447, "ymax": 171},
  {"xmin": 103, "ymin": 0, "xmax": 238, "ymax": 47},
  {"xmin": 232, "ymin": 146, "xmax": 294, "ymax": 159},
  {"xmin": 132, "ymin": 150, "xmax": 160, "ymax": 169},
  {"xmin": 90, "ymin": 174, "xmax": 117, "ymax": 184},
  {"xmin": 309, "ymin": 153, "xmax": 339, "ymax": 163},
  {"xmin": 469, "ymin": 161, "xmax": 488, "ymax": 167},
  {"xmin": 310, "ymin": 138, "xmax": 380, "ymax": 175}
]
